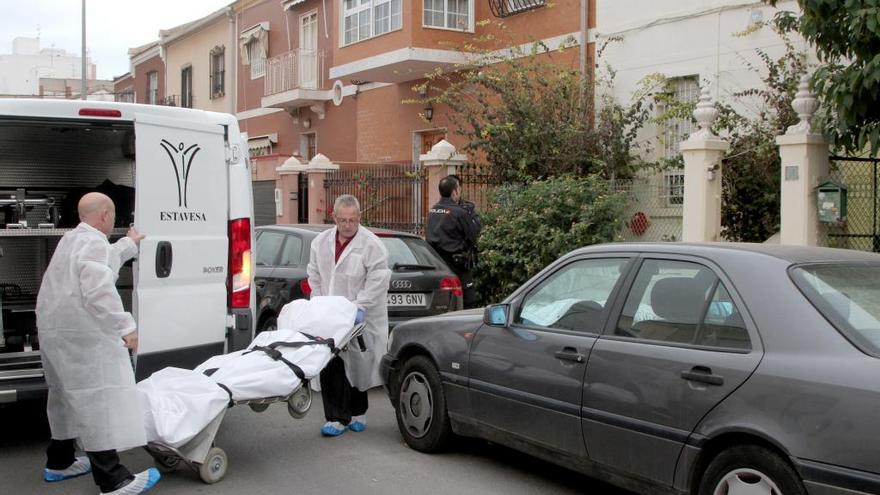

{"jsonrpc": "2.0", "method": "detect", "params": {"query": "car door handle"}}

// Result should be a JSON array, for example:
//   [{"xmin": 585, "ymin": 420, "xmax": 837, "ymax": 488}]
[
  {"xmin": 155, "ymin": 241, "xmax": 172, "ymax": 278},
  {"xmin": 554, "ymin": 347, "xmax": 585, "ymax": 363},
  {"xmin": 680, "ymin": 366, "xmax": 724, "ymax": 386}
]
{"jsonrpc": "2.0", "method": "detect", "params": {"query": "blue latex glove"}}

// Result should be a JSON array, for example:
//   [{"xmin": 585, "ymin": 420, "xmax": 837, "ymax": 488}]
[{"xmin": 355, "ymin": 309, "xmax": 365, "ymax": 324}]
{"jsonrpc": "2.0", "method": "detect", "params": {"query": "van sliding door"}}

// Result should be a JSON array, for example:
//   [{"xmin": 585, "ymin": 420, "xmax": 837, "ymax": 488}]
[{"xmin": 133, "ymin": 113, "xmax": 229, "ymax": 380}]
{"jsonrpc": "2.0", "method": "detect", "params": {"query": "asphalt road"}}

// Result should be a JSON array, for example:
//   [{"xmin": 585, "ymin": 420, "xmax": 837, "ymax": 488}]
[{"xmin": 1, "ymin": 389, "xmax": 634, "ymax": 495}]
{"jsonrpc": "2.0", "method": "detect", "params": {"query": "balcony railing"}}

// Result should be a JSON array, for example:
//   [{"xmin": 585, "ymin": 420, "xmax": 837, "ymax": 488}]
[
  {"xmin": 265, "ymin": 48, "xmax": 325, "ymax": 96},
  {"xmin": 489, "ymin": 0, "xmax": 546, "ymax": 17},
  {"xmin": 160, "ymin": 94, "xmax": 193, "ymax": 108}
]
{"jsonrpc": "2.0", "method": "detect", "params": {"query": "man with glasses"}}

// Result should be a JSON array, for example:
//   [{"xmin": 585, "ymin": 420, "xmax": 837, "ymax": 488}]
[{"xmin": 307, "ymin": 195, "xmax": 391, "ymax": 436}]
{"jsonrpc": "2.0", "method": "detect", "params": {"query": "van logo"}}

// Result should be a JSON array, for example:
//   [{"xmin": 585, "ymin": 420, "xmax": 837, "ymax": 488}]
[
  {"xmin": 391, "ymin": 280, "xmax": 412, "ymax": 289},
  {"xmin": 160, "ymin": 139, "xmax": 201, "ymax": 208}
]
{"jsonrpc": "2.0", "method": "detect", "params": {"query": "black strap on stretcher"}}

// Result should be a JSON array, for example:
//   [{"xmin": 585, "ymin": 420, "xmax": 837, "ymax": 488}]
[
  {"xmin": 201, "ymin": 329, "xmax": 360, "ymax": 405},
  {"xmin": 241, "ymin": 333, "xmax": 338, "ymax": 379},
  {"xmin": 200, "ymin": 370, "xmax": 235, "ymax": 408}
]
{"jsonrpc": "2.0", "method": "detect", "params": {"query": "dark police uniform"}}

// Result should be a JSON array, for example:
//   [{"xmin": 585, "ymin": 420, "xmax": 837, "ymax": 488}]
[{"xmin": 426, "ymin": 196, "xmax": 481, "ymax": 308}]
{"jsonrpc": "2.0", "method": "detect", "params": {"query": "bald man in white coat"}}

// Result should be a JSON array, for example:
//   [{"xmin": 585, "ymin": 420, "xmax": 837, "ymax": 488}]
[
  {"xmin": 37, "ymin": 192, "xmax": 160, "ymax": 494},
  {"xmin": 307, "ymin": 194, "xmax": 391, "ymax": 437}
]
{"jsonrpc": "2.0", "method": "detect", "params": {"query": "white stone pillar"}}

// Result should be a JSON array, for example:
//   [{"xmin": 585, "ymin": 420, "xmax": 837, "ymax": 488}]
[
  {"xmin": 777, "ymin": 74, "xmax": 829, "ymax": 246},
  {"xmin": 420, "ymin": 140, "xmax": 467, "ymax": 207},
  {"xmin": 680, "ymin": 86, "xmax": 730, "ymax": 242}
]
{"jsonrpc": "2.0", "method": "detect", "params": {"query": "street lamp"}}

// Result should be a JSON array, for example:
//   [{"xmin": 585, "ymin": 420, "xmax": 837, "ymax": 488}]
[{"xmin": 81, "ymin": 0, "xmax": 86, "ymax": 100}]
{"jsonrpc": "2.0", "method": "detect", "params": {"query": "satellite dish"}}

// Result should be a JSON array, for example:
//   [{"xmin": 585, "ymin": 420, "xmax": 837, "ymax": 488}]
[{"xmin": 332, "ymin": 80, "xmax": 344, "ymax": 106}]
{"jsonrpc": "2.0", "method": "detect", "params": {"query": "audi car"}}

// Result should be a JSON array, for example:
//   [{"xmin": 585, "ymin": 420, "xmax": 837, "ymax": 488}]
[
  {"xmin": 382, "ymin": 243, "xmax": 880, "ymax": 495},
  {"xmin": 254, "ymin": 225, "xmax": 463, "ymax": 333}
]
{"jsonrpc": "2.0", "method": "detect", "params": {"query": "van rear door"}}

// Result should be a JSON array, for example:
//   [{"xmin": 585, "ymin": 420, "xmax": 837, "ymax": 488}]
[{"xmin": 133, "ymin": 113, "xmax": 229, "ymax": 380}]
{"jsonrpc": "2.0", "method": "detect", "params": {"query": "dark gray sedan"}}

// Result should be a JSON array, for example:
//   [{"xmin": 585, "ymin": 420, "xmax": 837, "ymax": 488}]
[
  {"xmin": 254, "ymin": 225, "xmax": 463, "ymax": 333},
  {"xmin": 381, "ymin": 243, "xmax": 880, "ymax": 495}
]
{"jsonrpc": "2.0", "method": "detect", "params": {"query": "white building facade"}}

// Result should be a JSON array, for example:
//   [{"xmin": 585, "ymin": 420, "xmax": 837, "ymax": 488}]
[
  {"xmin": 595, "ymin": 0, "xmax": 809, "ymax": 242},
  {"xmin": 0, "ymin": 37, "xmax": 96, "ymax": 96}
]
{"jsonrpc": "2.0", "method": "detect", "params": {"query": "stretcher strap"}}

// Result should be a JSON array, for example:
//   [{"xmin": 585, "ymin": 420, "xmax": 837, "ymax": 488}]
[
  {"xmin": 246, "ymin": 346, "xmax": 306, "ymax": 380},
  {"xmin": 267, "ymin": 337, "xmax": 337, "ymax": 353},
  {"xmin": 214, "ymin": 382, "xmax": 234, "ymax": 408}
]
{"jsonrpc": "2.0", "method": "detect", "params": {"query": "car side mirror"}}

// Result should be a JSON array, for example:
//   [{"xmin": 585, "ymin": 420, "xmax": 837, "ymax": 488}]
[{"xmin": 483, "ymin": 304, "xmax": 510, "ymax": 326}]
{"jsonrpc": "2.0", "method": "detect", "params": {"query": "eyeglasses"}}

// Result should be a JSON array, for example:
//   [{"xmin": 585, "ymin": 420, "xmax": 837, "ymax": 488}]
[{"xmin": 335, "ymin": 217, "xmax": 359, "ymax": 225}]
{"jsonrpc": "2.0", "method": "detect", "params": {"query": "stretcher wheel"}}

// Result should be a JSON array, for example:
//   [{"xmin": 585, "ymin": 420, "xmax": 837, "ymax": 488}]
[
  {"xmin": 199, "ymin": 447, "xmax": 227, "ymax": 484},
  {"xmin": 249, "ymin": 402, "xmax": 270, "ymax": 413},
  {"xmin": 287, "ymin": 385, "xmax": 312, "ymax": 419},
  {"xmin": 154, "ymin": 455, "xmax": 180, "ymax": 473}
]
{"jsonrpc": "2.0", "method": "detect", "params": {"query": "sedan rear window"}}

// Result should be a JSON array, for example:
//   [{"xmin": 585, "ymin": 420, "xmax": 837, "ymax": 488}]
[
  {"xmin": 380, "ymin": 236, "xmax": 444, "ymax": 270},
  {"xmin": 791, "ymin": 263, "xmax": 880, "ymax": 356}
]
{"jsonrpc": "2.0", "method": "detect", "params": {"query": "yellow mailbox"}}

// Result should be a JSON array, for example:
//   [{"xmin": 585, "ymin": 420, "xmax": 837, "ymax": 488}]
[{"xmin": 817, "ymin": 180, "xmax": 847, "ymax": 223}]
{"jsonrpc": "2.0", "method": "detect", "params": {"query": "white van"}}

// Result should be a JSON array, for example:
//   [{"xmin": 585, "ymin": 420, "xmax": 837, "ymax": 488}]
[{"xmin": 0, "ymin": 99, "xmax": 256, "ymax": 404}]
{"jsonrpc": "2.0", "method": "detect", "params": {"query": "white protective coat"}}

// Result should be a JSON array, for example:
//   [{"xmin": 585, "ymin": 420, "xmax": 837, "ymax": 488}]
[
  {"xmin": 36, "ymin": 223, "xmax": 145, "ymax": 452},
  {"xmin": 307, "ymin": 226, "xmax": 391, "ymax": 390}
]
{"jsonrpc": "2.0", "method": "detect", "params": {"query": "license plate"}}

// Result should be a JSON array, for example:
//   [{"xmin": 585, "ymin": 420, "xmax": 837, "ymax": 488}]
[{"xmin": 387, "ymin": 293, "xmax": 426, "ymax": 307}]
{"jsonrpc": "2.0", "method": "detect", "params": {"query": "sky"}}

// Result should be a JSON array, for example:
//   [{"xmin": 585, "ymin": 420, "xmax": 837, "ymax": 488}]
[{"xmin": 1, "ymin": 0, "xmax": 232, "ymax": 80}]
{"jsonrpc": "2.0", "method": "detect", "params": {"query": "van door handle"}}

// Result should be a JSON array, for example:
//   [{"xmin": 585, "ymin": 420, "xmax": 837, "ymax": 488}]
[
  {"xmin": 155, "ymin": 241, "xmax": 173, "ymax": 278},
  {"xmin": 680, "ymin": 366, "xmax": 724, "ymax": 386},
  {"xmin": 554, "ymin": 347, "xmax": 585, "ymax": 363}
]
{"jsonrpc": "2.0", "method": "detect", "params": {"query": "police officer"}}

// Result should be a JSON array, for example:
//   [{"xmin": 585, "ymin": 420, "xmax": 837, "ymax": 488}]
[{"xmin": 427, "ymin": 175, "xmax": 481, "ymax": 308}]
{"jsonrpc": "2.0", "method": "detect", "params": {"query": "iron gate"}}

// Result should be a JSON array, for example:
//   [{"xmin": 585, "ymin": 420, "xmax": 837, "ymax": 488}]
[
  {"xmin": 323, "ymin": 163, "xmax": 427, "ymax": 235},
  {"xmin": 820, "ymin": 156, "xmax": 880, "ymax": 252}
]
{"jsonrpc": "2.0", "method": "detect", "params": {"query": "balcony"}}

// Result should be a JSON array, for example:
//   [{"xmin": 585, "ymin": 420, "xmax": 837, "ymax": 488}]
[
  {"xmin": 329, "ymin": 47, "xmax": 469, "ymax": 84},
  {"xmin": 160, "ymin": 94, "xmax": 192, "ymax": 108},
  {"xmin": 261, "ymin": 48, "xmax": 331, "ymax": 113}
]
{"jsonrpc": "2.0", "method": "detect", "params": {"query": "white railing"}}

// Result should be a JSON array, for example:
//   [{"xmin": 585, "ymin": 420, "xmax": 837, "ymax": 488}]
[{"xmin": 264, "ymin": 49, "xmax": 324, "ymax": 96}]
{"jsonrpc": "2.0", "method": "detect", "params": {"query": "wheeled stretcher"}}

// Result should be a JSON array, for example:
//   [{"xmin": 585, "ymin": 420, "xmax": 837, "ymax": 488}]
[{"xmin": 136, "ymin": 296, "xmax": 364, "ymax": 484}]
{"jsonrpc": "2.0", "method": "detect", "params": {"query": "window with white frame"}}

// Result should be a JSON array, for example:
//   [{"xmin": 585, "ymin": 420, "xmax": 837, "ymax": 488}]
[
  {"xmin": 147, "ymin": 71, "xmax": 158, "ymax": 105},
  {"xmin": 663, "ymin": 76, "xmax": 699, "ymax": 159},
  {"xmin": 663, "ymin": 170, "xmax": 684, "ymax": 207},
  {"xmin": 343, "ymin": 0, "xmax": 402, "ymax": 46},
  {"xmin": 248, "ymin": 40, "xmax": 265, "ymax": 79},
  {"xmin": 425, "ymin": 0, "xmax": 471, "ymax": 30}
]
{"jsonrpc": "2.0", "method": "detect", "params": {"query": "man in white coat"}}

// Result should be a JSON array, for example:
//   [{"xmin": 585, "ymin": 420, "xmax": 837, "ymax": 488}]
[
  {"xmin": 37, "ymin": 192, "xmax": 160, "ymax": 494},
  {"xmin": 307, "ymin": 194, "xmax": 391, "ymax": 437}
]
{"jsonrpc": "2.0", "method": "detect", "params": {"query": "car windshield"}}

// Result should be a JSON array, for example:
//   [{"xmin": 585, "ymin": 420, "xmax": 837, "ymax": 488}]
[
  {"xmin": 379, "ymin": 236, "xmax": 441, "ymax": 270},
  {"xmin": 791, "ymin": 262, "xmax": 880, "ymax": 356}
]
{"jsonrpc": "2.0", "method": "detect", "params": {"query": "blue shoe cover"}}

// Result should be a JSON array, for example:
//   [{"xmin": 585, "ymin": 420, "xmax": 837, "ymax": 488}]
[{"xmin": 321, "ymin": 422, "xmax": 347, "ymax": 437}]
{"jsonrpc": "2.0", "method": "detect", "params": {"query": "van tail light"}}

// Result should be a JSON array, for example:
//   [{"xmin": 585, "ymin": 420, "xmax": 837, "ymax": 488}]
[
  {"xmin": 440, "ymin": 276, "xmax": 463, "ymax": 297},
  {"xmin": 228, "ymin": 218, "xmax": 252, "ymax": 308},
  {"xmin": 79, "ymin": 108, "xmax": 122, "ymax": 117},
  {"xmin": 299, "ymin": 279, "xmax": 312, "ymax": 297}
]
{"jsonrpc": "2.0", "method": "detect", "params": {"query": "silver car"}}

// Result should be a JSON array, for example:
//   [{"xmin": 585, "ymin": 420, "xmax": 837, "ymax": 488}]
[{"xmin": 380, "ymin": 243, "xmax": 880, "ymax": 495}]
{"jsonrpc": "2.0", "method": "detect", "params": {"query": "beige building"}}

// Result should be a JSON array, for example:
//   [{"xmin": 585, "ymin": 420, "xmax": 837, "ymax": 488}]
[{"xmin": 160, "ymin": 5, "xmax": 236, "ymax": 113}]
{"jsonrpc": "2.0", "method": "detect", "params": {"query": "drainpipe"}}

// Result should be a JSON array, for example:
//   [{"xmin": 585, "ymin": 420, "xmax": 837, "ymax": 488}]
[
  {"xmin": 580, "ymin": 0, "xmax": 588, "ymax": 80},
  {"xmin": 322, "ymin": 0, "xmax": 329, "ymax": 39},
  {"xmin": 229, "ymin": 8, "xmax": 238, "ymax": 115}
]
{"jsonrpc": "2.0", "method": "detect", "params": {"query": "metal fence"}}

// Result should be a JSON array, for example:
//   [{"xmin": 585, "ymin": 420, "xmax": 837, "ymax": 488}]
[
  {"xmin": 818, "ymin": 156, "xmax": 880, "ymax": 252},
  {"xmin": 612, "ymin": 175, "xmax": 683, "ymax": 242},
  {"xmin": 457, "ymin": 163, "xmax": 498, "ymax": 214},
  {"xmin": 323, "ymin": 163, "xmax": 428, "ymax": 235}
]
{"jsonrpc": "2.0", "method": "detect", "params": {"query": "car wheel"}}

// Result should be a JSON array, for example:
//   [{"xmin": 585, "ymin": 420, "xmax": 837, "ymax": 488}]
[
  {"xmin": 699, "ymin": 445, "xmax": 806, "ymax": 495},
  {"xmin": 259, "ymin": 316, "xmax": 277, "ymax": 333},
  {"xmin": 395, "ymin": 355, "xmax": 452, "ymax": 453}
]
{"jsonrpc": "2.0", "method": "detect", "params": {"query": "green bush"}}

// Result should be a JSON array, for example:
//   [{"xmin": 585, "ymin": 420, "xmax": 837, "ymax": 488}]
[{"xmin": 474, "ymin": 176, "xmax": 626, "ymax": 304}]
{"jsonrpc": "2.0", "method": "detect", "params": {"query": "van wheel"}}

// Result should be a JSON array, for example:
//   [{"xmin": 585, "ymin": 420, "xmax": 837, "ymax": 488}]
[
  {"xmin": 394, "ymin": 355, "xmax": 452, "ymax": 453},
  {"xmin": 699, "ymin": 445, "xmax": 805, "ymax": 495},
  {"xmin": 259, "ymin": 316, "xmax": 277, "ymax": 333}
]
